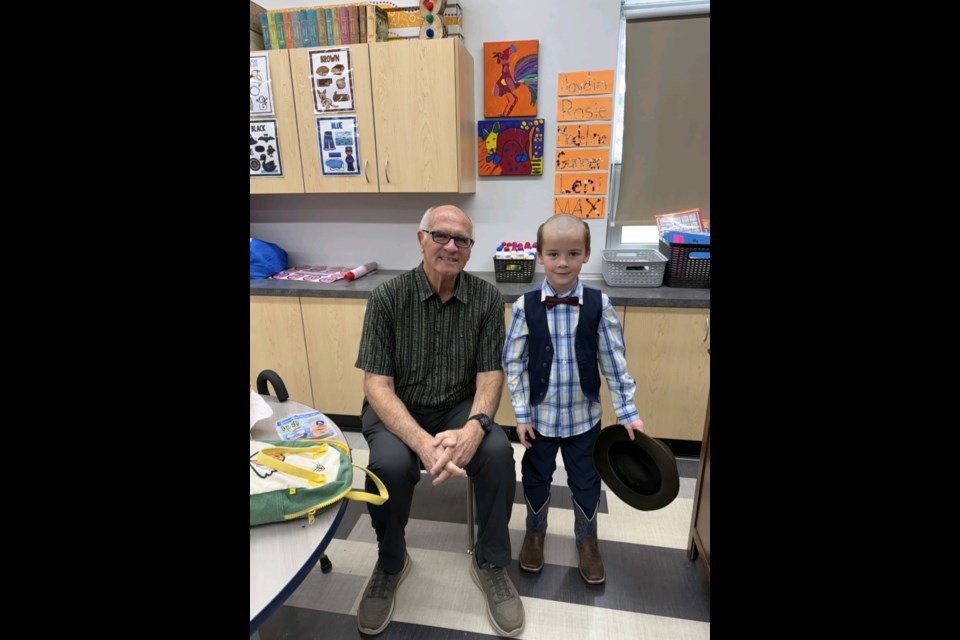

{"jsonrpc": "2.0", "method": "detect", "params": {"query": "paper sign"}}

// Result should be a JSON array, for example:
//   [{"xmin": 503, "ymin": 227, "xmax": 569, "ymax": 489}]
[
  {"xmin": 554, "ymin": 197, "xmax": 606, "ymax": 219},
  {"xmin": 555, "ymin": 148, "xmax": 609, "ymax": 172},
  {"xmin": 311, "ymin": 49, "xmax": 355, "ymax": 113},
  {"xmin": 557, "ymin": 70, "xmax": 615, "ymax": 97},
  {"xmin": 557, "ymin": 97, "xmax": 613, "ymax": 122},
  {"xmin": 250, "ymin": 120, "xmax": 283, "ymax": 176},
  {"xmin": 556, "ymin": 124, "xmax": 612, "ymax": 148},
  {"xmin": 554, "ymin": 172, "xmax": 607, "ymax": 195}
]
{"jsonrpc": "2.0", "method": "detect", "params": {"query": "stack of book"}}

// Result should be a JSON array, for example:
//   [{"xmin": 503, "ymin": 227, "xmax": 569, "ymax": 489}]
[{"xmin": 259, "ymin": 3, "xmax": 390, "ymax": 50}]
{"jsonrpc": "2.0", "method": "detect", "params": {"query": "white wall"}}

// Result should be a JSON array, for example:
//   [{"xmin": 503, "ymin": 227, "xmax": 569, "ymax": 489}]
[{"xmin": 250, "ymin": 0, "xmax": 622, "ymax": 273}]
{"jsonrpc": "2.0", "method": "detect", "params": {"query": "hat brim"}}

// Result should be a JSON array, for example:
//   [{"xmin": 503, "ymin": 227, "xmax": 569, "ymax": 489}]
[{"xmin": 593, "ymin": 424, "xmax": 680, "ymax": 511}]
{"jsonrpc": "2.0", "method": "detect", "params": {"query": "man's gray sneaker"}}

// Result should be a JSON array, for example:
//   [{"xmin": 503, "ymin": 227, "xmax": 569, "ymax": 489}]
[
  {"xmin": 470, "ymin": 559, "xmax": 524, "ymax": 637},
  {"xmin": 357, "ymin": 551, "xmax": 411, "ymax": 635}
]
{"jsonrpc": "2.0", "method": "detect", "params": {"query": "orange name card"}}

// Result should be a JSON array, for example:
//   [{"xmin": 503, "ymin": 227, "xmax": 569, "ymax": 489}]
[
  {"xmin": 557, "ymin": 70, "xmax": 615, "ymax": 97},
  {"xmin": 554, "ymin": 173, "xmax": 607, "ymax": 195},
  {"xmin": 556, "ymin": 124, "xmax": 612, "ymax": 148},
  {"xmin": 553, "ymin": 197, "xmax": 606, "ymax": 219},
  {"xmin": 557, "ymin": 97, "xmax": 613, "ymax": 122},
  {"xmin": 555, "ymin": 148, "xmax": 609, "ymax": 172}
]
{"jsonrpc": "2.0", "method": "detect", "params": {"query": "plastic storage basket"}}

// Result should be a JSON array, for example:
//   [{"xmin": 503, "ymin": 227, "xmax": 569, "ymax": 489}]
[
  {"xmin": 494, "ymin": 258, "xmax": 535, "ymax": 283},
  {"xmin": 659, "ymin": 238, "xmax": 710, "ymax": 288},
  {"xmin": 601, "ymin": 249, "xmax": 667, "ymax": 287}
]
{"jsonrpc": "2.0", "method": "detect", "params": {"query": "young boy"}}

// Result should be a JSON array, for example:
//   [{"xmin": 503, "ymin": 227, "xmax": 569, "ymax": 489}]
[{"xmin": 501, "ymin": 214, "xmax": 644, "ymax": 584}]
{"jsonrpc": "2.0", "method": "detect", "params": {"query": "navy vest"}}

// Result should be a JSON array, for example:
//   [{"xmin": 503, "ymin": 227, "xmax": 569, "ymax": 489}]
[{"xmin": 524, "ymin": 286, "xmax": 602, "ymax": 405}]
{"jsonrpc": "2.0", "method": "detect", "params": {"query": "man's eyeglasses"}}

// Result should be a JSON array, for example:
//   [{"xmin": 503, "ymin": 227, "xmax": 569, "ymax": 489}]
[{"xmin": 421, "ymin": 229, "xmax": 475, "ymax": 249}]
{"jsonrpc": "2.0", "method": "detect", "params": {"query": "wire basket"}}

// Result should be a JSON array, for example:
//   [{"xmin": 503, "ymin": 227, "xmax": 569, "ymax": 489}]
[
  {"xmin": 659, "ymin": 238, "xmax": 710, "ymax": 288},
  {"xmin": 494, "ymin": 258, "xmax": 535, "ymax": 283},
  {"xmin": 601, "ymin": 249, "xmax": 668, "ymax": 287}
]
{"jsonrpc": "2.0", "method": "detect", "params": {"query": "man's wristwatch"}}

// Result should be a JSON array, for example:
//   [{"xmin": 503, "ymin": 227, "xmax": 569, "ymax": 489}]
[{"xmin": 468, "ymin": 413, "xmax": 493, "ymax": 436}]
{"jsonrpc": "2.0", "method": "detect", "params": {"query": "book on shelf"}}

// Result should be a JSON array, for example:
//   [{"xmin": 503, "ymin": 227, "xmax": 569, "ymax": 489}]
[
  {"xmin": 312, "ymin": 7, "xmax": 327, "ymax": 47},
  {"xmin": 291, "ymin": 10, "xmax": 303, "ymax": 48},
  {"xmin": 258, "ymin": 12, "xmax": 271, "ymax": 50},
  {"xmin": 338, "ymin": 6, "xmax": 351, "ymax": 44},
  {"xmin": 272, "ymin": 12, "xmax": 287, "ymax": 49},
  {"xmin": 302, "ymin": 9, "xmax": 319, "ymax": 46},
  {"xmin": 348, "ymin": 5, "xmax": 360, "ymax": 44},
  {"xmin": 282, "ymin": 12, "xmax": 294, "ymax": 49},
  {"xmin": 358, "ymin": 4, "xmax": 367, "ymax": 42}
]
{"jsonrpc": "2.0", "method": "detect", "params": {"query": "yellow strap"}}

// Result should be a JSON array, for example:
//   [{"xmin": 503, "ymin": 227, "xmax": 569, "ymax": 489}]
[
  {"xmin": 343, "ymin": 463, "xmax": 389, "ymax": 505},
  {"xmin": 256, "ymin": 445, "xmax": 328, "ymax": 486}
]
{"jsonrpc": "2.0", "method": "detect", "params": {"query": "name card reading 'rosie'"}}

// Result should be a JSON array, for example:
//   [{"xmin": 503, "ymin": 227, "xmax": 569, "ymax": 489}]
[{"xmin": 557, "ymin": 97, "xmax": 613, "ymax": 122}]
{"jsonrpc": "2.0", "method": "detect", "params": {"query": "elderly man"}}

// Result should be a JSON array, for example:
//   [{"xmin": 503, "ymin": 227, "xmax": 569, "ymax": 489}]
[{"xmin": 354, "ymin": 205, "xmax": 524, "ymax": 637}]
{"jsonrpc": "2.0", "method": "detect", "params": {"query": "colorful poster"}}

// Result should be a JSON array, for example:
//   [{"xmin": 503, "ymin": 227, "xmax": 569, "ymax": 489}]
[
  {"xmin": 556, "ymin": 124, "xmax": 612, "ymax": 148},
  {"xmin": 477, "ymin": 119, "xmax": 545, "ymax": 177},
  {"xmin": 483, "ymin": 40, "xmax": 539, "ymax": 118},
  {"xmin": 557, "ymin": 97, "xmax": 614, "ymax": 122},
  {"xmin": 553, "ymin": 197, "xmax": 606, "ymax": 219},
  {"xmin": 250, "ymin": 120, "xmax": 282, "ymax": 176},
  {"xmin": 316, "ymin": 116, "xmax": 360, "ymax": 176},
  {"xmin": 310, "ymin": 49, "xmax": 355, "ymax": 113},
  {"xmin": 250, "ymin": 54, "xmax": 275, "ymax": 115},
  {"xmin": 557, "ymin": 70, "xmax": 615, "ymax": 97}
]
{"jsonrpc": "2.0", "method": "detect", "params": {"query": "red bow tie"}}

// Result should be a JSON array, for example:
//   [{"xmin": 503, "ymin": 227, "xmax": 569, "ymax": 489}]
[{"xmin": 544, "ymin": 295, "xmax": 579, "ymax": 309}]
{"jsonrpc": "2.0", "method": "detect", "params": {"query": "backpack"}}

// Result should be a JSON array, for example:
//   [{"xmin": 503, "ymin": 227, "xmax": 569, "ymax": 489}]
[{"xmin": 250, "ymin": 437, "xmax": 388, "ymax": 526}]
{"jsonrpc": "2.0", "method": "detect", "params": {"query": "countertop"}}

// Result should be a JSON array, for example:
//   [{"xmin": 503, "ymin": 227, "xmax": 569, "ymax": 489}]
[{"xmin": 251, "ymin": 270, "xmax": 709, "ymax": 308}]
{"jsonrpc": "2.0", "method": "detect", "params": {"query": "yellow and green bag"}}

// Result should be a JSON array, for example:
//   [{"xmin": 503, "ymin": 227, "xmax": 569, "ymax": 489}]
[{"xmin": 250, "ymin": 438, "xmax": 388, "ymax": 526}]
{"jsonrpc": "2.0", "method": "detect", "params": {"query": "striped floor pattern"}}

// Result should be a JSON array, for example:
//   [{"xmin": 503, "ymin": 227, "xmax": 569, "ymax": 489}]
[{"xmin": 257, "ymin": 432, "xmax": 710, "ymax": 639}]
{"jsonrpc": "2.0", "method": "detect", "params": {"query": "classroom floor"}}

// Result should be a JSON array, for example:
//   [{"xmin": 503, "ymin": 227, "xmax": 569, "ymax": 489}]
[{"xmin": 256, "ymin": 432, "xmax": 710, "ymax": 639}]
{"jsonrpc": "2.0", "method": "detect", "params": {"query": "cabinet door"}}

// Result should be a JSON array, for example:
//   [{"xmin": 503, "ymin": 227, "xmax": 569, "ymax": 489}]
[
  {"xmin": 250, "ymin": 296, "xmax": 314, "ymax": 408},
  {"xmin": 622, "ymin": 308, "xmax": 710, "ymax": 441},
  {"xmin": 290, "ymin": 45, "xmax": 380, "ymax": 193},
  {"xmin": 368, "ymin": 39, "xmax": 474, "ymax": 192},
  {"xmin": 251, "ymin": 49, "xmax": 305, "ymax": 194},
  {"xmin": 301, "ymin": 298, "xmax": 368, "ymax": 416},
  {"xmin": 495, "ymin": 304, "xmax": 623, "ymax": 428}
]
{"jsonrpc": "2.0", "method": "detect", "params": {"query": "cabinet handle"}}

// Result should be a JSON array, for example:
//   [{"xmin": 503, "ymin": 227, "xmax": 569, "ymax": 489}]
[
  {"xmin": 702, "ymin": 316, "xmax": 710, "ymax": 343},
  {"xmin": 363, "ymin": 160, "xmax": 369, "ymax": 183},
  {"xmin": 384, "ymin": 159, "xmax": 391, "ymax": 183}
]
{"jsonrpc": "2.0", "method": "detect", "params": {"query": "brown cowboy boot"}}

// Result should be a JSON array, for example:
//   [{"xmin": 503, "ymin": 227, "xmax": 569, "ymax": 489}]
[
  {"xmin": 519, "ymin": 495, "xmax": 550, "ymax": 572},
  {"xmin": 573, "ymin": 499, "xmax": 605, "ymax": 584}
]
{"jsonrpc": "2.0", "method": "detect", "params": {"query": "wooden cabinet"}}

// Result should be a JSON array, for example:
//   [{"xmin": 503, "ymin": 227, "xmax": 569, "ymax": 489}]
[
  {"xmin": 290, "ymin": 45, "xmax": 381, "ymax": 193},
  {"xmin": 368, "ymin": 38, "xmax": 475, "ymax": 193},
  {"xmin": 688, "ymin": 394, "xmax": 710, "ymax": 581},
  {"xmin": 250, "ymin": 49, "xmax": 305, "ymax": 194},
  {"xmin": 250, "ymin": 296, "xmax": 314, "ymax": 408},
  {"xmin": 252, "ymin": 38, "xmax": 475, "ymax": 194},
  {"xmin": 622, "ymin": 307, "xmax": 710, "ymax": 441},
  {"xmin": 301, "ymin": 298, "xmax": 368, "ymax": 415}
]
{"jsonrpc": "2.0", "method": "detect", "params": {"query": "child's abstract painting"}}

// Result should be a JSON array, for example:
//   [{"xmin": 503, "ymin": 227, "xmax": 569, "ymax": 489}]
[
  {"xmin": 483, "ymin": 40, "xmax": 539, "ymax": 118},
  {"xmin": 478, "ymin": 118, "xmax": 545, "ymax": 177}
]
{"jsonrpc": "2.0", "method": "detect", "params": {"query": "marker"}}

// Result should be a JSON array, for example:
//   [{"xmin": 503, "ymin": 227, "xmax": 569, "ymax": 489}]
[{"xmin": 344, "ymin": 261, "xmax": 378, "ymax": 281}]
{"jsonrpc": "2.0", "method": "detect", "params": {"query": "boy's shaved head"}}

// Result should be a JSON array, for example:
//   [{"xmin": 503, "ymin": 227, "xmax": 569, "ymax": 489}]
[{"xmin": 537, "ymin": 214, "xmax": 591, "ymax": 253}]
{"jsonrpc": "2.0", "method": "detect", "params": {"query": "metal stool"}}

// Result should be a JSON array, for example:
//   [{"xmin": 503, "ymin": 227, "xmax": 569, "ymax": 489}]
[{"xmin": 466, "ymin": 476, "xmax": 476, "ymax": 553}]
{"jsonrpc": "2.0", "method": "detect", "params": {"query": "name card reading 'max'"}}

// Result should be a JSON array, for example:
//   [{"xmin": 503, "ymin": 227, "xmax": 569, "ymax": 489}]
[
  {"xmin": 557, "ymin": 97, "xmax": 613, "ymax": 122},
  {"xmin": 557, "ymin": 70, "xmax": 615, "ymax": 97},
  {"xmin": 556, "ymin": 124, "xmax": 612, "ymax": 148},
  {"xmin": 555, "ymin": 148, "xmax": 609, "ymax": 171},
  {"xmin": 554, "ymin": 197, "xmax": 606, "ymax": 219},
  {"xmin": 555, "ymin": 172, "xmax": 607, "ymax": 195}
]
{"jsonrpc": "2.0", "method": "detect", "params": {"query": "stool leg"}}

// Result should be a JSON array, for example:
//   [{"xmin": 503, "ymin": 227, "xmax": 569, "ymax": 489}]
[
  {"xmin": 319, "ymin": 554, "xmax": 332, "ymax": 573},
  {"xmin": 467, "ymin": 476, "xmax": 476, "ymax": 553}
]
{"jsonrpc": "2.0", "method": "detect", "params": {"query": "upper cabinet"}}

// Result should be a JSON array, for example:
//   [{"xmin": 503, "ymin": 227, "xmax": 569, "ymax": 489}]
[
  {"xmin": 253, "ymin": 39, "xmax": 475, "ymax": 194},
  {"xmin": 290, "ymin": 45, "xmax": 380, "ymax": 193},
  {"xmin": 250, "ymin": 50, "xmax": 305, "ymax": 194},
  {"xmin": 368, "ymin": 38, "xmax": 475, "ymax": 193}
]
